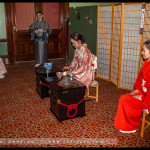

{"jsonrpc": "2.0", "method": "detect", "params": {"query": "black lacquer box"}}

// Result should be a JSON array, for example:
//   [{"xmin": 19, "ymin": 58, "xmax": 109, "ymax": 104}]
[
  {"xmin": 35, "ymin": 66, "xmax": 61, "ymax": 99},
  {"xmin": 42, "ymin": 76, "xmax": 86, "ymax": 122}
]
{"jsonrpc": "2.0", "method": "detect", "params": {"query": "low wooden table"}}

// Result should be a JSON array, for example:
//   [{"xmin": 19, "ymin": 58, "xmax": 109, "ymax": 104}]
[
  {"xmin": 35, "ymin": 66, "xmax": 61, "ymax": 99},
  {"xmin": 41, "ymin": 75, "xmax": 86, "ymax": 122}
]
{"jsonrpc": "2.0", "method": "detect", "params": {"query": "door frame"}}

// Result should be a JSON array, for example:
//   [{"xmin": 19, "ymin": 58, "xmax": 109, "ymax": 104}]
[{"xmin": 4, "ymin": 2, "xmax": 69, "ymax": 63}]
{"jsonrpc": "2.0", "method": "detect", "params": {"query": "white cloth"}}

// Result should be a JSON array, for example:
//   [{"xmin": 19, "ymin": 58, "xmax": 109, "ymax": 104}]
[
  {"xmin": 91, "ymin": 54, "xmax": 97, "ymax": 70},
  {"xmin": 142, "ymin": 78, "xmax": 147, "ymax": 92},
  {"xmin": 0, "ymin": 58, "xmax": 7, "ymax": 75}
]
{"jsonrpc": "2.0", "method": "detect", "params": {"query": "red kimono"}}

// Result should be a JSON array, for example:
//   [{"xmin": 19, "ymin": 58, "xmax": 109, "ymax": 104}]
[{"xmin": 114, "ymin": 59, "xmax": 150, "ymax": 131}]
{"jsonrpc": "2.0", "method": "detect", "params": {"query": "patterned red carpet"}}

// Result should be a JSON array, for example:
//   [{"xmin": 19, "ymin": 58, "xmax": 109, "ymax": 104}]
[{"xmin": 0, "ymin": 64, "xmax": 150, "ymax": 148}]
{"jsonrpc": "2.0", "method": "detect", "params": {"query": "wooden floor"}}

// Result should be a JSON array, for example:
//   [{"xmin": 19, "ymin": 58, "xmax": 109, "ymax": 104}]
[{"xmin": 5, "ymin": 58, "xmax": 67, "ymax": 69}]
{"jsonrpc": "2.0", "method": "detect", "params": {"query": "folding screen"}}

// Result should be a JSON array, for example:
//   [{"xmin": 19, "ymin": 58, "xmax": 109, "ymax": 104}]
[
  {"xmin": 143, "ymin": 3, "xmax": 150, "ymax": 43},
  {"xmin": 119, "ymin": 3, "xmax": 143, "ymax": 90},
  {"xmin": 97, "ymin": 5, "xmax": 112, "ymax": 81},
  {"xmin": 97, "ymin": 3, "xmax": 145, "ymax": 90},
  {"xmin": 111, "ymin": 4, "xmax": 121, "ymax": 85},
  {"xmin": 141, "ymin": 3, "xmax": 150, "ymax": 70}
]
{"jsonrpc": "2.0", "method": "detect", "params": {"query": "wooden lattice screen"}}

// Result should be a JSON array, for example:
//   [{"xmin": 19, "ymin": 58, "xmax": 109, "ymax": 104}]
[
  {"xmin": 143, "ymin": 3, "xmax": 150, "ymax": 43},
  {"xmin": 97, "ymin": 5, "xmax": 112, "ymax": 80},
  {"xmin": 140, "ymin": 3, "xmax": 150, "ymax": 70},
  {"xmin": 119, "ymin": 3, "xmax": 143, "ymax": 90},
  {"xmin": 111, "ymin": 4, "xmax": 121, "ymax": 85},
  {"xmin": 97, "ymin": 3, "xmax": 146, "ymax": 90}
]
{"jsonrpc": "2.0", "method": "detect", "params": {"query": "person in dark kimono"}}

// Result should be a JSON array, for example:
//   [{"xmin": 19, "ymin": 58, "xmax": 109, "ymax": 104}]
[{"xmin": 29, "ymin": 11, "xmax": 52, "ymax": 67}]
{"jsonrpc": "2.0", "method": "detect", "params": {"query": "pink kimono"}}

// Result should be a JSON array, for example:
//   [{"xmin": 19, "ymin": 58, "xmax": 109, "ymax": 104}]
[{"xmin": 70, "ymin": 44, "xmax": 95, "ymax": 88}]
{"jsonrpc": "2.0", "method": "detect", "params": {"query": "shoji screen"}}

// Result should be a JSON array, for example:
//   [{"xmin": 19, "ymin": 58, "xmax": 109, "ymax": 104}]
[
  {"xmin": 119, "ymin": 3, "xmax": 143, "ymax": 90},
  {"xmin": 143, "ymin": 3, "xmax": 150, "ymax": 42},
  {"xmin": 141, "ymin": 3, "xmax": 150, "ymax": 69},
  {"xmin": 97, "ymin": 6, "xmax": 112, "ymax": 80},
  {"xmin": 111, "ymin": 4, "xmax": 121, "ymax": 85}
]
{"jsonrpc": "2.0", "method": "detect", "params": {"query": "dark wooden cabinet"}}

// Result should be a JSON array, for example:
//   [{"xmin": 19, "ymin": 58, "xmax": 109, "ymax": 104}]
[{"xmin": 42, "ymin": 76, "xmax": 86, "ymax": 122}]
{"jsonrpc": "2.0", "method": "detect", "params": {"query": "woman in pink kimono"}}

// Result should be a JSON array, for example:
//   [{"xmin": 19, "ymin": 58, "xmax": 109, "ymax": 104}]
[
  {"xmin": 63, "ymin": 32, "xmax": 95, "ymax": 88},
  {"xmin": 0, "ymin": 57, "xmax": 7, "ymax": 79}
]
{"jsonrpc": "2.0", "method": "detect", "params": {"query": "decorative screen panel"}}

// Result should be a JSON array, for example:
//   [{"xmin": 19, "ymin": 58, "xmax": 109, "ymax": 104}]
[
  {"xmin": 141, "ymin": 3, "xmax": 150, "ymax": 70},
  {"xmin": 143, "ymin": 3, "xmax": 150, "ymax": 42},
  {"xmin": 120, "ymin": 4, "xmax": 142, "ymax": 90},
  {"xmin": 111, "ymin": 5, "xmax": 121, "ymax": 85},
  {"xmin": 97, "ymin": 6, "xmax": 112, "ymax": 80}
]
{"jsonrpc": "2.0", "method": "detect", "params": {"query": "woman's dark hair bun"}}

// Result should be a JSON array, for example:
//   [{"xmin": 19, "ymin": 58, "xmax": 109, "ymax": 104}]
[
  {"xmin": 143, "ymin": 39, "xmax": 150, "ymax": 51},
  {"xmin": 70, "ymin": 32, "xmax": 85, "ymax": 44}
]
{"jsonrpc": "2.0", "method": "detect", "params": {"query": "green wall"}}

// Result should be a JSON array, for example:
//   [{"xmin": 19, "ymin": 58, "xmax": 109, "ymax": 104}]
[
  {"xmin": 69, "ymin": 6, "xmax": 97, "ymax": 61},
  {"xmin": 0, "ymin": 43, "xmax": 8, "ymax": 55},
  {"xmin": 0, "ymin": 2, "xmax": 8, "ymax": 56},
  {"xmin": 68, "ymin": 3, "xmax": 120, "ymax": 61},
  {"xmin": 0, "ymin": 3, "xmax": 7, "ymax": 39}
]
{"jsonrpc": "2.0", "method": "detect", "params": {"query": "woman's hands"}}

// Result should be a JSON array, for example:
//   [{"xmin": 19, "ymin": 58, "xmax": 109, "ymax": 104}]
[
  {"xmin": 63, "ymin": 66, "xmax": 72, "ymax": 75},
  {"xmin": 130, "ymin": 89, "xmax": 142, "ymax": 101},
  {"xmin": 63, "ymin": 66, "xmax": 70, "ymax": 71},
  {"xmin": 133, "ymin": 95, "xmax": 142, "ymax": 101}
]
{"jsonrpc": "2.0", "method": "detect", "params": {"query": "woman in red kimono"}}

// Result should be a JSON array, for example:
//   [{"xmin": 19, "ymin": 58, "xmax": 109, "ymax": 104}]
[
  {"xmin": 63, "ymin": 32, "xmax": 95, "ymax": 88},
  {"xmin": 114, "ymin": 40, "xmax": 150, "ymax": 133}
]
